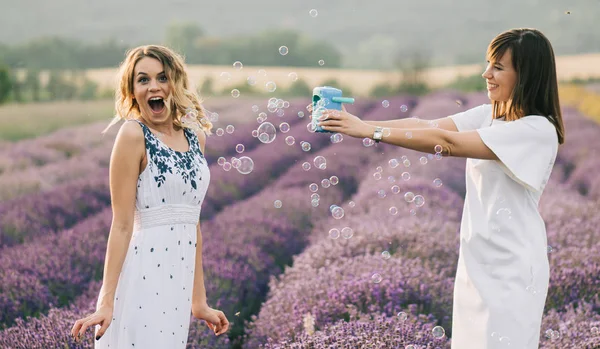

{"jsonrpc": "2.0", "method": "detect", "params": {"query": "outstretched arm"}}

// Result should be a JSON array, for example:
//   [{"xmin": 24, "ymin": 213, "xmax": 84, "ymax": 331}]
[
  {"xmin": 319, "ymin": 110, "xmax": 498, "ymax": 160},
  {"xmin": 365, "ymin": 117, "xmax": 459, "ymax": 132}
]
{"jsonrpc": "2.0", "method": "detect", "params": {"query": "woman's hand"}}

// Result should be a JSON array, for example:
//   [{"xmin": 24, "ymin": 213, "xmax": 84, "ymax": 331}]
[
  {"xmin": 318, "ymin": 105, "xmax": 374, "ymax": 139},
  {"xmin": 71, "ymin": 306, "xmax": 113, "ymax": 342},
  {"xmin": 192, "ymin": 303, "xmax": 230, "ymax": 336}
]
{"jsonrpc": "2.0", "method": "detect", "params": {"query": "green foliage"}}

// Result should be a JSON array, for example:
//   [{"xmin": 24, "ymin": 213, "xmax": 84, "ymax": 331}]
[
  {"xmin": 285, "ymin": 78, "xmax": 312, "ymax": 97},
  {"xmin": 24, "ymin": 68, "xmax": 42, "ymax": 101},
  {"xmin": 444, "ymin": 73, "xmax": 486, "ymax": 92},
  {"xmin": 199, "ymin": 77, "xmax": 214, "ymax": 97},
  {"xmin": 164, "ymin": 21, "xmax": 204, "ymax": 55},
  {"xmin": 0, "ymin": 64, "xmax": 13, "ymax": 104},
  {"xmin": 0, "ymin": 28, "xmax": 342, "ymax": 71},
  {"xmin": 369, "ymin": 82, "xmax": 396, "ymax": 98}
]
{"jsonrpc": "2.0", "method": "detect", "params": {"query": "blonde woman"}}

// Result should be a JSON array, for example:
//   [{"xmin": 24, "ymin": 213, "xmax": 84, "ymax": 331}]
[
  {"xmin": 318, "ymin": 28, "xmax": 565, "ymax": 348},
  {"xmin": 71, "ymin": 45, "xmax": 229, "ymax": 347}
]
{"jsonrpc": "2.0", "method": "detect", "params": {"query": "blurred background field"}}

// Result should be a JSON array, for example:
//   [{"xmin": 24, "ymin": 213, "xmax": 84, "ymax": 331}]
[{"xmin": 1, "ymin": 1, "xmax": 599, "ymax": 348}]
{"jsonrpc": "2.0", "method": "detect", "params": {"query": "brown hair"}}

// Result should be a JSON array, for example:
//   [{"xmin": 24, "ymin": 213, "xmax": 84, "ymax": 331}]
[
  {"xmin": 487, "ymin": 28, "xmax": 565, "ymax": 144},
  {"xmin": 102, "ymin": 45, "xmax": 212, "ymax": 134}
]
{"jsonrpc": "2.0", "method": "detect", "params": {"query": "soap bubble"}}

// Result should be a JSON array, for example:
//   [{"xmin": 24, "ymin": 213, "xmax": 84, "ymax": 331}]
[
  {"xmin": 235, "ymin": 144, "xmax": 245, "ymax": 153},
  {"xmin": 414, "ymin": 195, "xmax": 425, "ymax": 207},
  {"xmin": 257, "ymin": 122, "xmax": 276, "ymax": 143},
  {"xmin": 432, "ymin": 326, "xmax": 446, "ymax": 338},
  {"xmin": 236, "ymin": 156, "xmax": 254, "ymax": 174},
  {"xmin": 246, "ymin": 76, "xmax": 257, "ymax": 86},
  {"xmin": 330, "ymin": 133, "xmax": 343, "ymax": 143},
  {"xmin": 404, "ymin": 192, "xmax": 415, "ymax": 202},
  {"xmin": 309, "ymin": 9, "xmax": 318, "ymax": 17},
  {"xmin": 341, "ymin": 227, "xmax": 353, "ymax": 239},
  {"xmin": 285, "ymin": 136, "xmax": 295, "ymax": 145},
  {"xmin": 381, "ymin": 251, "xmax": 391, "ymax": 260},
  {"xmin": 382, "ymin": 100, "xmax": 390, "ymax": 108},
  {"xmin": 288, "ymin": 72, "xmax": 298, "ymax": 81},
  {"xmin": 371, "ymin": 273, "xmax": 383, "ymax": 283},
  {"xmin": 400, "ymin": 105, "xmax": 408, "ymax": 112},
  {"xmin": 265, "ymin": 81, "xmax": 277, "ymax": 92},
  {"xmin": 233, "ymin": 61, "xmax": 243, "ymax": 70},
  {"xmin": 274, "ymin": 200, "xmax": 282, "ymax": 208},
  {"xmin": 279, "ymin": 122, "xmax": 290, "ymax": 133},
  {"xmin": 328, "ymin": 228, "xmax": 340, "ymax": 239},
  {"xmin": 220, "ymin": 72, "xmax": 231, "ymax": 81},
  {"xmin": 314, "ymin": 156, "xmax": 327, "ymax": 170},
  {"xmin": 318, "ymin": 59, "xmax": 325, "ymax": 66},
  {"xmin": 329, "ymin": 176, "xmax": 339, "ymax": 185},
  {"xmin": 279, "ymin": 46, "xmax": 289, "ymax": 55},
  {"xmin": 302, "ymin": 162, "xmax": 311, "ymax": 171},
  {"xmin": 331, "ymin": 206, "xmax": 344, "ymax": 219}
]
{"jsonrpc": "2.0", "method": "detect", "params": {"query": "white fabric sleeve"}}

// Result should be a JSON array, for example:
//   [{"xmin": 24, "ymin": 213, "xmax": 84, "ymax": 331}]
[
  {"xmin": 476, "ymin": 116, "xmax": 558, "ymax": 192},
  {"xmin": 448, "ymin": 104, "xmax": 492, "ymax": 131}
]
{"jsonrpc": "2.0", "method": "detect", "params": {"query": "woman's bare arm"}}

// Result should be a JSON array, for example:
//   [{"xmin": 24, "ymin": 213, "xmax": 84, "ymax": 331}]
[
  {"xmin": 97, "ymin": 121, "xmax": 145, "ymax": 308},
  {"xmin": 364, "ymin": 117, "xmax": 459, "ymax": 132}
]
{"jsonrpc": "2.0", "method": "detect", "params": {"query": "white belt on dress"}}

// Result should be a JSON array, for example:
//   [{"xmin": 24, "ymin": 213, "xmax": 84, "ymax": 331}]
[{"xmin": 133, "ymin": 204, "xmax": 201, "ymax": 230}]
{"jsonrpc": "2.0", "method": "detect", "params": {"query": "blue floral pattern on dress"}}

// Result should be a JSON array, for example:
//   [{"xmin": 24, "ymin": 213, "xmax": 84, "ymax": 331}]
[{"xmin": 133, "ymin": 119, "xmax": 206, "ymax": 191}]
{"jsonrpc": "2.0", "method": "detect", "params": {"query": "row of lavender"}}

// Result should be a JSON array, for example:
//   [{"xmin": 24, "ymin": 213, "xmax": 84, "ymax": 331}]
[
  {"xmin": 1, "ymin": 92, "xmax": 597, "ymax": 348},
  {"xmin": 0, "ymin": 98, "xmax": 330, "ymax": 248},
  {"xmin": 0, "ymin": 97, "xmax": 416, "ymax": 347},
  {"xmin": 242, "ymin": 92, "xmax": 600, "ymax": 348}
]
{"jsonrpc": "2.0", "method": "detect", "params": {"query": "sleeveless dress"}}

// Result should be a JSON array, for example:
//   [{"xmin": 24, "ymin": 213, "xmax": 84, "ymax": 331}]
[
  {"xmin": 448, "ymin": 104, "xmax": 558, "ymax": 348},
  {"xmin": 95, "ymin": 119, "xmax": 210, "ymax": 348}
]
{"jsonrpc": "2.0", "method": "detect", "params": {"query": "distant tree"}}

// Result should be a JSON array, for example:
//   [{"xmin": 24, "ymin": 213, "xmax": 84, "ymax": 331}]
[
  {"xmin": 165, "ymin": 22, "xmax": 204, "ymax": 55},
  {"xmin": 394, "ymin": 50, "xmax": 430, "ymax": 95},
  {"xmin": 24, "ymin": 68, "xmax": 42, "ymax": 101},
  {"xmin": 0, "ymin": 63, "xmax": 12, "ymax": 104},
  {"xmin": 284, "ymin": 78, "xmax": 312, "ymax": 97},
  {"xmin": 369, "ymin": 82, "xmax": 396, "ymax": 98},
  {"xmin": 46, "ymin": 70, "xmax": 77, "ymax": 100},
  {"xmin": 199, "ymin": 76, "xmax": 214, "ymax": 97}
]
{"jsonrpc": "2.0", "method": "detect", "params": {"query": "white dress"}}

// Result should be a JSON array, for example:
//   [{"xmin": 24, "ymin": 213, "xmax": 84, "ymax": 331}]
[
  {"xmin": 95, "ymin": 119, "xmax": 210, "ymax": 348},
  {"xmin": 448, "ymin": 104, "xmax": 558, "ymax": 348}
]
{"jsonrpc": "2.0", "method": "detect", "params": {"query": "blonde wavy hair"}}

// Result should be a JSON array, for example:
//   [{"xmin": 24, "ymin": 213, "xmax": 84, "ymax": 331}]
[{"xmin": 102, "ymin": 45, "xmax": 212, "ymax": 135}]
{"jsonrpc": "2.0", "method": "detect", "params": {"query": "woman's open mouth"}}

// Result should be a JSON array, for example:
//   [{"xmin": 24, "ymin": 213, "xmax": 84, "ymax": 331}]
[{"xmin": 148, "ymin": 97, "xmax": 165, "ymax": 114}]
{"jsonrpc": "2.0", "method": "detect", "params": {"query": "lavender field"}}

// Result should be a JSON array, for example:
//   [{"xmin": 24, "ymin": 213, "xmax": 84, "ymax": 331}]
[{"xmin": 0, "ymin": 91, "xmax": 599, "ymax": 348}]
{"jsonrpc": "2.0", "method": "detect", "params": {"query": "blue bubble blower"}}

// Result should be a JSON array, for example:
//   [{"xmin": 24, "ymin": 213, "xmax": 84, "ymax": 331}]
[{"xmin": 311, "ymin": 86, "xmax": 355, "ymax": 133}]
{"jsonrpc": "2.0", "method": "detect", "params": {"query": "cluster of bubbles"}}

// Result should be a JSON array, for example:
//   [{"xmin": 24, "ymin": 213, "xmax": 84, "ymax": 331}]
[
  {"xmin": 306, "ymin": 162, "xmax": 341, "ymax": 209},
  {"xmin": 214, "ymin": 124, "xmax": 235, "ymax": 137},
  {"xmin": 216, "ymin": 155, "xmax": 254, "ymax": 175},
  {"xmin": 328, "ymin": 226, "xmax": 353, "ymax": 240},
  {"xmin": 221, "ymin": 63, "xmax": 281, "ymax": 96}
]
